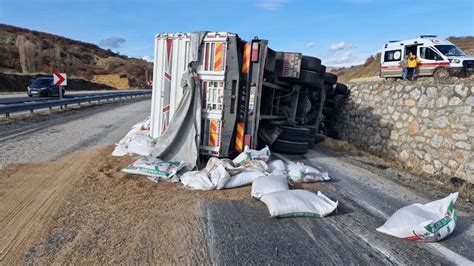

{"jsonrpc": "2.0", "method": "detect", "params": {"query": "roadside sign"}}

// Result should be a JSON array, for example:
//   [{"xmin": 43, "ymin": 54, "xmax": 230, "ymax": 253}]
[{"xmin": 53, "ymin": 72, "xmax": 67, "ymax": 86}]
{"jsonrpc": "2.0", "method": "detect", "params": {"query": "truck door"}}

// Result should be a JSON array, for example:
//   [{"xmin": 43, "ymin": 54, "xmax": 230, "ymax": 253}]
[
  {"xmin": 418, "ymin": 46, "xmax": 447, "ymax": 76},
  {"xmin": 381, "ymin": 49, "xmax": 403, "ymax": 77}
]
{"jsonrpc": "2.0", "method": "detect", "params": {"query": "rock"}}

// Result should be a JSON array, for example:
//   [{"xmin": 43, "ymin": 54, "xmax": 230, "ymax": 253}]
[
  {"xmin": 468, "ymin": 127, "xmax": 474, "ymax": 137},
  {"xmin": 421, "ymin": 109, "xmax": 429, "ymax": 117},
  {"xmin": 449, "ymin": 97, "xmax": 462, "ymax": 105},
  {"xmin": 395, "ymin": 121, "xmax": 403, "ymax": 129},
  {"xmin": 409, "ymin": 88, "xmax": 421, "ymax": 100},
  {"xmin": 466, "ymin": 96, "xmax": 474, "ymax": 106},
  {"xmin": 404, "ymin": 99, "xmax": 416, "ymax": 107},
  {"xmin": 453, "ymin": 133, "xmax": 468, "ymax": 141},
  {"xmin": 390, "ymin": 131, "xmax": 399, "ymax": 140},
  {"xmin": 434, "ymin": 116, "xmax": 449, "ymax": 128},
  {"xmin": 435, "ymin": 96, "xmax": 448, "ymax": 108},
  {"xmin": 409, "ymin": 107, "xmax": 417, "ymax": 116},
  {"xmin": 399, "ymin": 150, "xmax": 409, "ymax": 161},
  {"xmin": 454, "ymin": 85, "xmax": 468, "ymax": 97},
  {"xmin": 455, "ymin": 141, "xmax": 471, "ymax": 150},
  {"xmin": 391, "ymin": 111, "xmax": 400, "ymax": 121},
  {"xmin": 422, "ymin": 164, "xmax": 435, "ymax": 175},
  {"xmin": 426, "ymin": 87, "xmax": 437, "ymax": 98},
  {"xmin": 374, "ymin": 134, "xmax": 382, "ymax": 144},
  {"xmin": 401, "ymin": 113, "xmax": 408, "ymax": 121},
  {"xmin": 433, "ymin": 160, "xmax": 443, "ymax": 170},
  {"xmin": 381, "ymin": 128, "xmax": 390, "ymax": 138},
  {"xmin": 431, "ymin": 135, "xmax": 444, "ymax": 148},
  {"xmin": 454, "ymin": 165, "xmax": 466, "ymax": 179},
  {"xmin": 408, "ymin": 121, "xmax": 419, "ymax": 135},
  {"xmin": 448, "ymin": 160, "xmax": 458, "ymax": 169},
  {"xmin": 417, "ymin": 95, "xmax": 429, "ymax": 108},
  {"xmin": 455, "ymin": 106, "xmax": 471, "ymax": 115}
]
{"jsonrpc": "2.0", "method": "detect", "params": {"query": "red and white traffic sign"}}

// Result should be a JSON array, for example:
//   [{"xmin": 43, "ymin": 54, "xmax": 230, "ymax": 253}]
[{"xmin": 53, "ymin": 72, "xmax": 67, "ymax": 86}]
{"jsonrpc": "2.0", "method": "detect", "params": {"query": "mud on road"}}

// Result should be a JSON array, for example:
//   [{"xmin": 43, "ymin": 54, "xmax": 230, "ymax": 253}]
[{"xmin": 0, "ymin": 145, "xmax": 472, "ymax": 264}]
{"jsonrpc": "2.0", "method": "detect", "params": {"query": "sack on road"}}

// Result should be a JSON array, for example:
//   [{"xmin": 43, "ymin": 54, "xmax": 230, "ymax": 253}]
[
  {"xmin": 287, "ymin": 162, "xmax": 330, "ymax": 182},
  {"xmin": 122, "ymin": 156, "xmax": 185, "ymax": 182},
  {"xmin": 224, "ymin": 168, "xmax": 266, "ymax": 189},
  {"xmin": 261, "ymin": 190, "xmax": 338, "ymax": 218},
  {"xmin": 180, "ymin": 171, "xmax": 215, "ymax": 191},
  {"xmin": 376, "ymin": 193, "xmax": 458, "ymax": 241},
  {"xmin": 251, "ymin": 172, "xmax": 289, "ymax": 199},
  {"xmin": 127, "ymin": 135, "xmax": 154, "ymax": 156},
  {"xmin": 210, "ymin": 164, "xmax": 231, "ymax": 190},
  {"xmin": 267, "ymin": 159, "xmax": 287, "ymax": 173},
  {"xmin": 232, "ymin": 145, "xmax": 271, "ymax": 166},
  {"xmin": 112, "ymin": 117, "xmax": 151, "ymax": 156}
]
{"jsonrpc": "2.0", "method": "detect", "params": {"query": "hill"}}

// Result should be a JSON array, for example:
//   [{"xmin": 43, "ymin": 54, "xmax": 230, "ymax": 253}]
[
  {"xmin": 333, "ymin": 36, "xmax": 474, "ymax": 83},
  {"xmin": 0, "ymin": 24, "xmax": 152, "ymax": 88}
]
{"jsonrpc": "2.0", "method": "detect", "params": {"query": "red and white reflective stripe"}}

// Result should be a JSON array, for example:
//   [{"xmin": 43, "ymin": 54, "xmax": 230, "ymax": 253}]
[
  {"xmin": 162, "ymin": 105, "xmax": 169, "ymax": 112},
  {"xmin": 242, "ymin": 43, "xmax": 251, "ymax": 74}
]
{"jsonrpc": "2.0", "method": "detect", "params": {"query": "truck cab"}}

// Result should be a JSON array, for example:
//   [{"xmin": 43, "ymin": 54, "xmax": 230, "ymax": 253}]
[{"xmin": 380, "ymin": 35, "xmax": 474, "ymax": 79}]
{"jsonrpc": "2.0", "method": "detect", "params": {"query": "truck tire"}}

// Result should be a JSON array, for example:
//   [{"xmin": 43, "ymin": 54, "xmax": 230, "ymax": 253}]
[
  {"xmin": 299, "ymin": 125, "xmax": 317, "ymax": 136},
  {"xmin": 314, "ymin": 133, "xmax": 325, "ymax": 144},
  {"xmin": 308, "ymin": 138, "xmax": 315, "ymax": 149},
  {"xmin": 271, "ymin": 139, "xmax": 308, "ymax": 155},
  {"xmin": 324, "ymin": 73, "xmax": 338, "ymax": 85},
  {"xmin": 335, "ymin": 83, "xmax": 348, "ymax": 95},
  {"xmin": 301, "ymin": 56, "xmax": 321, "ymax": 71},
  {"xmin": 299, "ymin": 70, "xmax": 324, "ymax": 88},
  {"xmin": 278, "ymin": 126, "xmax": 310, "ymax": 142}
]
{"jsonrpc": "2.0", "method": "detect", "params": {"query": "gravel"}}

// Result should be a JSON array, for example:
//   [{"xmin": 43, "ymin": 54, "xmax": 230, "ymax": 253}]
[{"xmin": 0, "ymin": 99, "xmax": 151, "ymax": 168}]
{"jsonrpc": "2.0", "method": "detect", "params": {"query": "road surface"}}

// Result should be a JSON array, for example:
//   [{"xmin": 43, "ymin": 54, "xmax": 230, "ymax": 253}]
[{"xmin": 0, "ymin": 98, "xmax": 472, "ymax": 264}]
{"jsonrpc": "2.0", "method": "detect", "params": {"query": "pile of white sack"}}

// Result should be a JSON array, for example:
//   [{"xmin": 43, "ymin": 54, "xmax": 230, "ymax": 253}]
[{"xmin": 112, "ymin": 117, "xmax": 154, "ymax": 157}]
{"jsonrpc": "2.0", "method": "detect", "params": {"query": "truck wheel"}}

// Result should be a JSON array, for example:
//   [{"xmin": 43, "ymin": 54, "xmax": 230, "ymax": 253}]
[
  {"xmin": 271, "ymin": 139, "xmax": 308, "ymax": 155},
  {"xmin": 314, "ymin": 133, "xmax": 325, "ymax": 144},
  {"xmin": 324, "ymin": 73, "xmax": 338, "ymax": 85},
  {"xmin": 433, "ymin": 67, "xmax": 450, "ymax": 80},
  {"xmin": 301, "ymin": 56, "xmax": 321, "ymax": 71},
  {"xmin": 278, "ymin": 126, "xmax": 310, "ymax": 142},
  {"xmin": 335, "ymin": 83, "xmax": 348, "ymax": 95},
  {"xmin": 308, "ymin": 138, "xmax": 315, "ymax": 149},
  {"xmin": 299, "ymin": 70, "xmax": 324, "ymax": 88},
  {"xmin": 299, "ymin": 125, "xmax": 317, "ymax": 136}
]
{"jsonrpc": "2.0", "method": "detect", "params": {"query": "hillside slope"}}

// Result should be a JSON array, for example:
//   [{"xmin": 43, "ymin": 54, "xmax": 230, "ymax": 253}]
[
  {"xmin": 334, "ymin": 36, "xmax": 474, "ymax": 82},
  {"xmin": 0, "ymin": 24, "xmax": 152, "ymax": 87}
]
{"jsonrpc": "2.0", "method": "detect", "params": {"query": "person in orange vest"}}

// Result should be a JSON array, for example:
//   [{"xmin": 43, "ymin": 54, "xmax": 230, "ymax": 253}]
[{"xmin": 406, "ymin": 52, "xmax": 421, "ymax": 80}]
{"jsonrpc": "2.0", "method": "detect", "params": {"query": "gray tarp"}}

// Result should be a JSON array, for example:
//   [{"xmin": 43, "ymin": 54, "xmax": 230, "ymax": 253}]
[{"xmin": 150, "ymin": 32, "xmax": 206, "ymax": 169}]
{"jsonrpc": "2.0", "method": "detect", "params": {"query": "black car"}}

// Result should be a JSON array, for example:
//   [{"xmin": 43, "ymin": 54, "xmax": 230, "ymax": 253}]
[{"xmin": 27, "ymin": 77, "xmax": 65, "ymax": 97}]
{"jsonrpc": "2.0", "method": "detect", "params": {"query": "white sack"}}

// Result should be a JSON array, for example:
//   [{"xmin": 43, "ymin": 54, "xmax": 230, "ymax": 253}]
[
  {"xmin": 224, "ymin": 168, "xmax": 266, "ymax": 189},
  {"xmin": 261, "ymin": 190, "xmax": 338, "ymax": 218},
  {"xmin": 180, "ymin": 171, "xmax": 215, "ymax": 191},
  {"xmin": 232, "ymin": 145, "xmax": 271, "ymax": 166},
  {"xmin": 251, "ymin": 172, "xmax": 289, "ymax": 199},
  {"xmin": 127, "ymin": 134, "xmax": 154, "ymax": 156},
  {"xmin": 122, "ymin": 156, "xmax": 185, "ymax": 182},
  {"xmin": 112, "ymin": 144, "xmax": 128, "ymax": 156},
  {"xmin": 376, "ymin": 193, "xmax": 458, "ymax": 241},
  {"xmin": 267, "ymin": 159, "xmax": 287, "ymax": 173},
  {"xmin": 210, "ymin": 164, "xmax": 231, "ymax": 190},
  {"xmin": 112, "ymin": 117, "xmax": 151, "ymax": 156},
  {"xmin": 287, "ymin": 162, "xmax": 330, "ymax": 182}
]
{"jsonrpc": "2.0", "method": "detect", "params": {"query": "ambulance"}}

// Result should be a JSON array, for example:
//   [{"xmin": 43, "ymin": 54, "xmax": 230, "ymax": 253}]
[{"xmin": 380, "ymin": 35, "xmax": 474, "ymax": 79}]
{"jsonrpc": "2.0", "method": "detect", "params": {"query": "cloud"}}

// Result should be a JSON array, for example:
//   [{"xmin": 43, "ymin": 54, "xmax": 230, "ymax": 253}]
[
  {"xmin": 324, "ymin": 52, "xmax": 358, "ymax": 66},
  {"xmin": 306, "ymin": 42, "xmax": 315, "ymax": 48},
  {"xmin": 142, "ymin": 56, "xmax": 153, "ymax": 63},
  {"xmin": 329, "ymin": 42, "xmax": 355, "ymax": 52},
  {"xmin": 256, "ymin": 0, "xmax": 287, "ymax": 10},
  {"xmin": 98, "ymin": 37, "xmax": 126, "ymax": 49}
]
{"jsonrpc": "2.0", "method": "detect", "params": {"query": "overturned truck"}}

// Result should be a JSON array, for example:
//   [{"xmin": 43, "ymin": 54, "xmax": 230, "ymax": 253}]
[{"xmin": 150, "ymin": 32, "xmax": 347, "ymax": 158}]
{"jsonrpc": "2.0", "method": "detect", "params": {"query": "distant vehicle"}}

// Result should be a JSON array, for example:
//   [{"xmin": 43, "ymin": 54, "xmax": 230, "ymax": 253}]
[
  {"xmin": 27, "ymin": 77, "xmax": 65, "ymax": 97},
  {"xmin": 380, "ymin": 35, "xmax": 474, "ymax": 79}
]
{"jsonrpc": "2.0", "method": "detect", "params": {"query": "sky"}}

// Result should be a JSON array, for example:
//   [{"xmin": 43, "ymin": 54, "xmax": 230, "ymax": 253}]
[{"xmin": 0, "ymin": 0, "xmax": 473, "ymax": 67}]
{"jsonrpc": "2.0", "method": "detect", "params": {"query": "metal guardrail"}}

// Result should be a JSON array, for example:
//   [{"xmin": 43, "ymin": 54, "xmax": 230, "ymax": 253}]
[{"xmin": 0, "ymin": 91, "xmax": 152, "ymax": 118}]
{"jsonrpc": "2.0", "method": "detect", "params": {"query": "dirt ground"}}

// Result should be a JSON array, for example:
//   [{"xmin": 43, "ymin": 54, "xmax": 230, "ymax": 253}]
[{"xmin": 0, "ymin": 145, "xmax": 250, "ymax": 264}]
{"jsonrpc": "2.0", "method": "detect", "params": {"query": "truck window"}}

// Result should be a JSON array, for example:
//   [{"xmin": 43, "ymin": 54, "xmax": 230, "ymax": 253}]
[
  {"xmin": 420, "ymin": 47, "xmax": 442, "ymax": 61},
  {"xmin": 384, "ymin": 50, "xmax": 402, "ymax": 62}
]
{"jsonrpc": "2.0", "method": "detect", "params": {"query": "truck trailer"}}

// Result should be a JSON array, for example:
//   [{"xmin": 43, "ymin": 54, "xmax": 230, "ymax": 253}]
[{"xmin": 150, "ymin": 32, "xmax": 345, "ymax": 158}]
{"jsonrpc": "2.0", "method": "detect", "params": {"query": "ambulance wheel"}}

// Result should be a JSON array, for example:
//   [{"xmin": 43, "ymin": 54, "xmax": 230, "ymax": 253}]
[
  {"xmin": 433, "ymin": 67, "xmax": 450, "ymax": 80},
  {"xmin": 324, "ymin": 73, "xmax": 338, "ymax": 85},
  {"xmin": 278, "ymin": 125, "xmax": 311, "ymax": 142},
  {"xmin": 271, "ymin": 139, "xmax": 308, "ymax": 155},
  {"xmin": 301, "ymin": 56, "xmax": 322, "ymax": 71}
]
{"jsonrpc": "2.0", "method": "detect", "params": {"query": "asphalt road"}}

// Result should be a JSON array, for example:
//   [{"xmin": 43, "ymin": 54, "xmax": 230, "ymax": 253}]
[
  {"xmin": 203, "ymin": 149, "xmax": 473, "ymax": 265},
  {"xmin": 0, "ymin": 90, "xmax": 150, "ymax": 104},
  {"xmin": 0, "ymin": 98, "xmax": 472, "ymax": 264}
]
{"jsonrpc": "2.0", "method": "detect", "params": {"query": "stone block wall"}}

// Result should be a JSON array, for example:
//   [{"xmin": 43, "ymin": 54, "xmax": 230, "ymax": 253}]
[{"xmin": 334, "ymin": 82, "xmax": 473, "ymax": 183}]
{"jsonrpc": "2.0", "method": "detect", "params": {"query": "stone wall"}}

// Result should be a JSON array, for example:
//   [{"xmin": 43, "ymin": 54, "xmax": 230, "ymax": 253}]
[{"xmin": 334, "ymin": 82, "xmax": 473, "ymax": 183}]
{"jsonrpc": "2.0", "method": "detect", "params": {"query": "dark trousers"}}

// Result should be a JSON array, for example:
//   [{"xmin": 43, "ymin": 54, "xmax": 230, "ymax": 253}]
[{"xmin": 407, "ymin": 67, "xmax": 416, "ymax": 80}]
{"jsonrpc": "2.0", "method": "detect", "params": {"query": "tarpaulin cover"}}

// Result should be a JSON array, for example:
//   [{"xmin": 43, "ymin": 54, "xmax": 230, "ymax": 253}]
[{"xmin": 151, "ymin": 32, "xmax": 207, "ymax": 169}]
